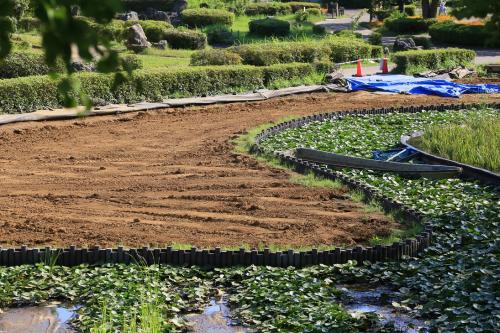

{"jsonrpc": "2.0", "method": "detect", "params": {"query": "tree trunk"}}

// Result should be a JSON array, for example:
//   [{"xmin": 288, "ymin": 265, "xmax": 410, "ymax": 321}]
[
  {"xmin": 421, "ymin": 0, "xmax": 430, "ymax": 18},
  {"xmin": 429, "ymin": 0, "xmax": 439, "ymax": 18},
  {"xmin": 398, "ymin": 0, "xmax": 404, "ymax": 13}
]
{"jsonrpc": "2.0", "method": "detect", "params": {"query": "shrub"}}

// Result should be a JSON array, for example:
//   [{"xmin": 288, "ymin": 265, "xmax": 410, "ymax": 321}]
[
  {"xmin": 312, "ymin": 24, "xmax": 327, "ymax": 35},
  {"xmin": 0, "ymin": 63, "xmax": 328, "ymax": 113},
  {"xmin": 385, "ymin": 16, "xmax": 436, "ymax": 33},
  {"xmin": 124, "ymin": 20, "xmax": 173, "ymax": 42},
  {"xmin": 121, "ymin": 55, "xmax": 143, "ymax": 71},
  {"xmin": 11, "ymin": 0, "xmax": 30, "ymax": 20},
  {"xmin": 333, "ymin": 30, "xmax": 362, "ymax": 39},
  {"xmin": 305, "ymin": 8, "xmax": 322, "ymax": 17},
  {"xmin": 229, "ymin": 42, "xmax": 330, "ymax": 66},
  {"xmin": 190, "ymin": 49, "xmax": 242, "ymax": 66},
  {"xmin": 369, "ymin": 32, "xmax": 382, "ymax": 45},
  {"xmin": 249, "ymin": 18, "xmax": 290, "ymax": 37},
  {"xmin": 323, "ymin": 37, "xmax": 376, "ymax": 62},
  {"xmin": 429, "ymin": 21, "xmax": 496, "ymax": 47},
  {"xmin": 294, "ymin": 11, "xmax": 310, "ymax": 24},
  {"xmin": 205, "ymin": 25, "xmax": 235, "ymax": 46},
  {"xmin": 392, "ymin": 48, "xmax": 476, "ymax": 74},
  {"xmin": 244, "ymin": 3, "xmax": 290, "ymax": 16},
  {"xmin": 181, "ymin": 9, "xmax": 235, "ymax": 28},
  {"xmin": 162, "ymin": 29, "xmax": 207, "ymax": 49},
  {"xmin": 287, "ymin": 2, "xmax": 321, "ymax": 13},
  {"xmin": 0, "ymin": 52, "xmax": 64, "ymax": 79},
  {"xmin": 404, "ymin": 5, "xmax": 416, "ymax": 16},
  {"xmin": 17, "ymin": 17, "xmax": 40, "ymax": 31},
  {"xmin": 77, "ymin": 18, "xmax": 126, "ymax": 42}
]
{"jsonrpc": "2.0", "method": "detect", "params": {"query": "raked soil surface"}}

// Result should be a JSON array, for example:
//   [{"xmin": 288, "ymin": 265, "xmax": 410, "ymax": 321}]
[{"xmin": 1, "ymin": 91, "xmax": 499, "ymax": 248}]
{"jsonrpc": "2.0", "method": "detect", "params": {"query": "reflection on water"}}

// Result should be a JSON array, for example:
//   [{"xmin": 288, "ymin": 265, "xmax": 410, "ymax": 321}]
[
  {"xmin": 0, "ymin": 303, "xmax": 76, "ymax": 333},
  {"xmin": 186, "ymin": 297, "xmax": 252, "ymax": 333},
  {"xmin": 340, "ymin": 284, "xmax": 429, "ymax": 333}
]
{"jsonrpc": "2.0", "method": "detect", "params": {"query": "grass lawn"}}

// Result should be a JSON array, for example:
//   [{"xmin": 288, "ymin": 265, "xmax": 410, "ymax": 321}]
[
  {"xmin": 230, "ymin": 14, "xmax": 326, "ymax": 44},
  {"xmin": 133, "ymin": 48, "xmax": 193, "ymax": 68},
  {"xmin": 410, "ymin": 113, "xmax": 500, "ymax": 172}
]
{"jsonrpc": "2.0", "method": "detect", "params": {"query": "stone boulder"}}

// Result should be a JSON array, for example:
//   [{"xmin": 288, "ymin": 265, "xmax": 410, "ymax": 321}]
[
  {"xmin": 70, "ymin": 61, "xmax": 96, "ymax": 72},
  {"xmin": 171, "ymin": 0, "xmax": 188, "ymax": 14},
  {"xmin": 117, "ymin": 11, "xmax": 139, "ymax": 21},
  {"xmin": 126, "ymin": 24, "xmax": 151, "ymax": 53},
  {"xmin": 393, "ymin": 37, "xmax": 417, "ymax": 52},
  {"xmin": 157, "ymin": 40, "xmax": 169, "ymax": 50},
  {"xmin": 144, "ymin": 7, "xmax": 171, "ymax": 21}
]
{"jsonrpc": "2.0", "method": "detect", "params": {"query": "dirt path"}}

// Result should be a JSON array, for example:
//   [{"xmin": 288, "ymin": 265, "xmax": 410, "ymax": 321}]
[{"xmin": 1, "ymin": 91, "xmax": 498, "ymax": 248}]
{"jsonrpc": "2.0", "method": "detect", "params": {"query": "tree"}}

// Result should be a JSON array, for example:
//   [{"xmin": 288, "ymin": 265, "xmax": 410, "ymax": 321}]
[
  {"xmin": 452, "ymin": 0, "xmax": 500, "ymax": 45},
  {"xmin": 421, "ymin": 0, "xmax": 439, "ymax": 18},
  {"xmin": 0, "ymin": 0, "xmax": 123, "ymax": 107}
]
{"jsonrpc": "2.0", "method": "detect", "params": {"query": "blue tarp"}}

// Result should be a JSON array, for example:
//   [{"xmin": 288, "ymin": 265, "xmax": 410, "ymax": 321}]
[{"xmin": 346, "ymin": 75, "xmax": 500, "ymax": 98}]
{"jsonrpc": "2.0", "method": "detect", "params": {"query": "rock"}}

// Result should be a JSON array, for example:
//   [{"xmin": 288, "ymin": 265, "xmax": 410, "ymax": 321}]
[
  {"xmin": 70, "ymin": 60, "xmax": 95, "ymax": 72},
  {"xmin": 157, "ymin": 40, "xmax": 169, "ymax": 50},
  {"xmin": 393, "ymin": 37, "xmax": 417, "ymax": 52},
  {"xmin": 117, "ymin": 11, "xmax": 139, "ymax": 21},
  {"xmin": 449, "ymin": 67, "xmax": 476, "ymax": 79},
  {"xmin": 126, "ymin": 24, "xmax": 151, "ymax": 53},
  {"xmin": 143, "ymin": 7, "xmax": 172, "ymax": 22},
  {"xmin": 171, "ymin": 0, "xmax": 188, "ymax": 14},
  {"xmin": 70, "ymin": 5, "xmax": 80, "ymax": 16}
]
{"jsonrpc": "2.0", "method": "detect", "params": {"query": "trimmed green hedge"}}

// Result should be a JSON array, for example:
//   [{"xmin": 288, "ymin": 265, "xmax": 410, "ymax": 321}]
[
  {"xmin": 392, "ymin": 48, "xmax": 476, "ymax": 74},
  {"xmin": 163, "ymin": 29, "xmax": 207, "ymax": 49},
  {"xmin": 181, "ymin": 9, "xmax": 235, "ymax": 28},
  {"xmin": 324, "ymin": 37, "xmax": 382, "ymax": 62},
  {"xmin": 244, "ymin": 2, "xmax": 319, "ymax": 16},
  {"xmin": 244, "ymin": 3, "xmax": 290, "ymax": 16},
  {"xmin": 0, "ymin": 63, "xmax": 326, "ymax": 114},
  {"xmin": 287, "ymin": 2, "xmax": 321, "ymax": 12},
  {"xmin": 226, "ymin": 38, "xmax": 381, "ymax": 66},
  {"xmin": 429, "ymin": 21, "xmax": 496, "ymax": 47},
  {"xmin": 0, "ymin": 52, "xmax": 64, "ymax": 79},
  {"xmin": 190, "ymin": 49, "xmax": 242, "ymax": 66},
  {"xmin": 385, "ymin": 16, "xmax": 437, "ymax": 33},
  {"xmin": 249, "ymin": 18, "xmax": 291, "ymax": 37},
  {"xmin": 229, "ymin": 42, "xmax": 330, "ymax": 66}
]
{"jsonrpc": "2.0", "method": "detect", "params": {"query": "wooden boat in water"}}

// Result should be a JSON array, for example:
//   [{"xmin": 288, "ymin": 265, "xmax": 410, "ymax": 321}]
[{"xmin": 294, "ymin": 147, "xmax": 462, "ymax": 179}]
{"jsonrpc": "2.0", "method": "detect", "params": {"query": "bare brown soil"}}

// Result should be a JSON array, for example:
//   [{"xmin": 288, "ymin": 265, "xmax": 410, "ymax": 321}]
[{"xmin": 1, "ymin": 91, "xmax": 499, "ymax": 248}]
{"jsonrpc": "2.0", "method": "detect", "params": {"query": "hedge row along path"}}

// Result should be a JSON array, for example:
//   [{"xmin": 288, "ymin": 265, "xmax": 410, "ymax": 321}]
[{"xmin": 0, "ymin": 91, "xmax": 499, "ymax": 249}]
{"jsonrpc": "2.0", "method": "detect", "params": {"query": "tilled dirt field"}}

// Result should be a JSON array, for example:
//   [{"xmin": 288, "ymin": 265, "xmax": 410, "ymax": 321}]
[{"xmin": 1, "ymin": 91, "xmax": 499, "ymax": 248}]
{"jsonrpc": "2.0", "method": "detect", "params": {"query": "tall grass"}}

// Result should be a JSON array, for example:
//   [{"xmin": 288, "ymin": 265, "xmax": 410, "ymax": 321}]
[{"xmin": 415, "ymin": 113, "xmax": 500, "ymax": 173}]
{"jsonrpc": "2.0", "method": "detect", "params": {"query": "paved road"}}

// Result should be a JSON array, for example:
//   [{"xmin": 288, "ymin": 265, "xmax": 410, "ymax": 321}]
[{"xmin": 316, "ymin": 9, "xmax": 500, "ymax": 66}]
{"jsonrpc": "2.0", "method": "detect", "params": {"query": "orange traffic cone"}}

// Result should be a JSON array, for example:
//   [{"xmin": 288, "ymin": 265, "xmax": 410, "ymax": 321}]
[
  {"xmin": 354, "ymin": 59, "xmax": 363, "ymax": 77},
  {"xmin": 381, "ymin": 57, "xmax": 389, "ymax": 74}
]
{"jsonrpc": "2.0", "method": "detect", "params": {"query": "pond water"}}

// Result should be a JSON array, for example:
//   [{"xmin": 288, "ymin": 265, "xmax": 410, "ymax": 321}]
[
  {"xmin": 0, "ymin": 302, "xmax": 76, "ymax": 333},
  {"xmin": 185, "ymin": 296, "xmax": 253, "ymax": 333},
  {"xmin": 340, "ymin": 284, "xmax": 429, "ymax": 333}
]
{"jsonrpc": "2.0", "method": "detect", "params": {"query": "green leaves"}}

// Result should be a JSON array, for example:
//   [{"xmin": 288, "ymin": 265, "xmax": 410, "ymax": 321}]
[{"xmin": 260, "ymin": 107, "xmax": 500, "ymax": 332}]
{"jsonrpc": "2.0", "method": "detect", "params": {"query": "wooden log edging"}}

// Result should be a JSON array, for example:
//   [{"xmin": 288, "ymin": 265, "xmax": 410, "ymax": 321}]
[{"xmin": 1, "ymin": 103, "xmax": 497, "ymax": 268}]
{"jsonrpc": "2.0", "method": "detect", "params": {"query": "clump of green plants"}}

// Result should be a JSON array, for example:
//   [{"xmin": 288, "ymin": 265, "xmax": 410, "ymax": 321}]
[
  {"xmin": 412, "ymin": 113, "xmax": 500, "ymax": 172},
  {"xmin": 259, "ymin": 106, "xmax": 500, "ymax": 332},
  {"xmin": 181, "ymin": 8, "xmax": 235, "ymax": 28},
  {"xmin": 190, "ymin": 49, "xmax": 242, "ymax": 65},
  {"xmin": 391, "ymin": 48, "xmax": 476, "ymax": 75},
  {"xmin": 249, "ymin": 17, "xmax": 291, "ymax": 37}
]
